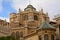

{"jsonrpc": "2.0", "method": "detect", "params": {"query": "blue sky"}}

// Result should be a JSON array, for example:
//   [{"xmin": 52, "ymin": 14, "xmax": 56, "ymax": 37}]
[
  {"xmin": 0, "ymin": 0, "xmax": 17, "ymax": 22},
  {"xmin": 0, "ymin": 0, "xmax": 60, "ymax": 22}
]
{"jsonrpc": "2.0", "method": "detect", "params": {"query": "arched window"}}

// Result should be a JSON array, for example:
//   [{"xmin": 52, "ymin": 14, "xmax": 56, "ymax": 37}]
[
  {"xmin": 16, "ymin": 31, "xmax": 20, "ymax": 39},
  {"xmin": 44, "ymin": 34, "xmax": 49, "ymax": 40},
  {"xmin": 39, "ymin": 35, "xmax": 42, "ymax": 40},
  {"xmin": 24, "ymin": 15, "xmax": 28, "ymax": 20},
  {"xmin": 11, "ymin": 32, "xmax": 15, "ymax": 37},
  {"xmin": 51, "ymin": 35, "xmax": 54, "ymax": 40},
  {"xmin": 34, "ymin": 15, "xmax": 38, "ymax": 20},
  {"xmin": 20, "ymin": 32, "xmax": 23, "ymax": 37}
]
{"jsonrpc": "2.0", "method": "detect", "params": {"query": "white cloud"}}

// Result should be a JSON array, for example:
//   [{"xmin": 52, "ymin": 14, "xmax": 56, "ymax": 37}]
[
  {"xmin": 0, "ymin": 0, "xmax": 3, "ymax": 12},
  {"xmin": 0, "ymin": 17, "xmax": 9, "ymax": 22},
  {"xmin": 11, "ymin": 0, "xmax": 29, "ymax": 11},
  {"xmin": 10, "ymin": 0, "xmax": 60, "ymax": 20}
]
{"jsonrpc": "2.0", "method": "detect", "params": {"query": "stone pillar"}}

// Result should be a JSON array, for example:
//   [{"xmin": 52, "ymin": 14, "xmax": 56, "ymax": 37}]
[
  {"xmin": 42, "ymin": 34, "xmax": 44, "ymax": 40},
  {"xmin": 54, "ymin": 35, "xmax": 56, "ymax": 40},
  {"xmin": 49, "ymin": 35, "xmax": 51, "ymax": 40}
]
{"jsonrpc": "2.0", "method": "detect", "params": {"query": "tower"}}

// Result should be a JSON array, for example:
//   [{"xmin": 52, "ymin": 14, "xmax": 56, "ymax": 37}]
[{"xmin": 54, "ymin": 14, "xmax": 60, "ymax": 40}]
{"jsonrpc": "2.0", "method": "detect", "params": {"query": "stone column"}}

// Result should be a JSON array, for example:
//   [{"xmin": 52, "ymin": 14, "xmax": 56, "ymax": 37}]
[
  {"xmin": 42, "ymin": 34, "xmax": 44, "ymax": 40},
  {"xmin": 49, "ymin": 35, "xmax": 51, "ymax": 40},
  {"xmin": 54, "ymin": 36, "xmax": 56, "ymax": 40}
]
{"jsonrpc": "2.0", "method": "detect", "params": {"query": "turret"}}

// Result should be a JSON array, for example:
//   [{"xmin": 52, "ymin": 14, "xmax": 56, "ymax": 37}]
[
  {"xmin": 18, "ymin": 8, "xmax": 22, "ymax": 13},
  {"xmin": 54, "ymin": 14, "xmax": 60, "ymax": 40},
  {"xmin": 40, "ymin": 8, "xmax": 43, "ymax": 14},
  {"xmin": 45, "ymin": 12, "xmax": 50, "ymax": 22},
  {"xmin": 10, "ymin": 12, "xmax": 17, "ymax": 23},
  {"xmin": 39, "ymin": 8, "xmax": 45, "ymax": 24}
]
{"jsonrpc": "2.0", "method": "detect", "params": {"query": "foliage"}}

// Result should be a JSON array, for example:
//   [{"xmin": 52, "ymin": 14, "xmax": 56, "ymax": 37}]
[{"xmin": 0, "ymin": 36, "xmax": 16, "ymax": 40}]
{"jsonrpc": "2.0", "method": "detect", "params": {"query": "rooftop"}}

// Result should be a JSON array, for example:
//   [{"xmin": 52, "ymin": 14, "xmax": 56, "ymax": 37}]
[{"xmin": 38, "ymin": 22, "xmax": 55, "ymax": 30}]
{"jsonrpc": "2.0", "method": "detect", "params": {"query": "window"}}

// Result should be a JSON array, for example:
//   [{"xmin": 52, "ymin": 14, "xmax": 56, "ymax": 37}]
[
  {"xmin": 11, "ymin": 32, "xmax": 15, "ymax": 37},
  {"xmin": 39, "ymin": 35, "xmax": 42, "ymax": 40},
  {"xmin": 44, "ymin": 34, "xmax": 49, "ymax": 40},
  {"xmin": 51, "ymin": 35, "xmax": 54, "ymax": 40},
  {"xmin": 59, "ymin": 24, "xmax": 60, "ymax": 31},
  {"xmin": 20, "ymin": 32, "xmax": 23, "ymax": 37},
  {"xmin": 34, "ymin": 15, "xmax": 38, "ymax": 20},
  {"xmin": 24, "ymin": 15, "xmax": 28, "ymax": 20},
  {"xmin": 16, "ymin": 31, "xmax": 20, "ymax": 39},
  {"xmin": 45, "ymin": 31, "xmax": 47, "ymax": 33},
  {"xmin": 19, "ymin": 23, "xmax": 23, "ymax": 27}
]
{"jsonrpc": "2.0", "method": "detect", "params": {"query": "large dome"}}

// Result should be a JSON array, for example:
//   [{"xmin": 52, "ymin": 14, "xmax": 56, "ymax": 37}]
[{"xmin": 24, "ymin": 4, "xmax": 36, "ymax": 11}]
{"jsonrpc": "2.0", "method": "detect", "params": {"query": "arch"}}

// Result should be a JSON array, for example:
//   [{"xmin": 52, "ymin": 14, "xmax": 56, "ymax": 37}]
[
  {"xmin": 16, "ymin": 31, "xmax": 20, "ymax": 39},
  {"xmin": 39, "ymin": 35, "xmax": 42, "ymax": 40},
  {"xmin": 24, "ymin": 15, "xmax": 28, "ymax": 20},
  {"xmin": 34, "ymin": 15, "xmax": 38, "ymax": 20},
  {"xmin": 20, "ymin": 32, "xmax": 23, "ymax": 37},
  {"xmin": 11, "ymin": 32, "xmax": 15, "ymax": 37},
  {"xmin": 51, "ymin": 34, "xmax": 54, "ymax": 40},
  {"xmin": 44, "ymin": 34, "xmax": 49, "ymax": 40}
]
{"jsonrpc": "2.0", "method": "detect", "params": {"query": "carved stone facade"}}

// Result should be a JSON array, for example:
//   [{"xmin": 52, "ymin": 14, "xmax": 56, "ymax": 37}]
[
  {"xmin": 10, "ymin": 4, "xmax": 50, "ymax": 36},
  {"xmin": 0, "ymin": 19, "xmax": 10, "ymax": 37},
  {"xmin": 0, "ymin": 4, "xmax": 59, "ymax": 40},
  {"xmin": 9, "ymin": 4, "xmax": 59, "ymax": 40}
]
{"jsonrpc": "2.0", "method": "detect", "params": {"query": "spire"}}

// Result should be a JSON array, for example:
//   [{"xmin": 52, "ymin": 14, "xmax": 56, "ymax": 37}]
[
  {"xmin": 39, "ymin": 8, "xmax": 43, "ymax": 14},
  {"xmin": 46, "ymin": 12, "xmax": 48, "ymax": 17},
  {"xmin": 41, "ymin": 8, "xmax": 43, "ymax": 12},
  {"xmin": 5, "ymin": 19, "xmax": 6, "ymax": 22}
]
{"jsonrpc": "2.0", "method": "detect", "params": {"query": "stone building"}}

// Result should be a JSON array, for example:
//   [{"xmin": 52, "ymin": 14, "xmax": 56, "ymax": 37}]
[
  {"xmin": 0, "ymin": 19, "xmax": 10, "ymax": 37},
  {"xmin": 54, "ymin": 14, "xmax": 60, "ymax": 40},
  {"xmin": 9, "ymin": 4, "xmax": 59, "ymax": 40},
  {"xmin": 0, "ymin": 4, "xmax": 59, "ymax": 40}
]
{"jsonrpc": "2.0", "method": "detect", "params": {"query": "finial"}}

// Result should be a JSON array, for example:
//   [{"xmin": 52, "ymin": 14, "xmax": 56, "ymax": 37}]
[
  {"xmin": 46, "ymin": 12, "xmax": 48, "ymax": 16},
  {"xmin": 41, "ymin": 8, "xmax": 43, "ymax": 12},
  {"xmin": 5, "ymin": 19, "xmax": 6, "ymax": 22},
  {"xmin": 29, "ymin": 0, "xmax": 31, "ymax": 5},
  {"xmin": 19, "ymin": 8, "xmax": 20, "ymax": 11},
  {"xmin": 18, "ymin": 8, "xmax": 21, "ymax": 13},
  {"xmin": 46, "ymin": 12, "xmax": 48, "ymax": 14}
]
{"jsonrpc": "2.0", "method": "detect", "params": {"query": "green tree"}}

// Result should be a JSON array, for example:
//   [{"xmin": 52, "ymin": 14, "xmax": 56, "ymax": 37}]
[{"xmin": 0, "ymin": 36, "xmax": 16, "ymax": 40}]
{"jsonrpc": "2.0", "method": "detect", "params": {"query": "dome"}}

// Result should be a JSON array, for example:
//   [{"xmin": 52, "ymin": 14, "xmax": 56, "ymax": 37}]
[
  {"xmin": 37, "ymin": 22, "xmax": 55, "ymax": 30},
  {"xmin": 27, "ymin": 5, "xmax": 34, "ymax": 8},
  {"xmin": 24, "ymin": 4, "xmax": 36, "ymax": 11}
]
